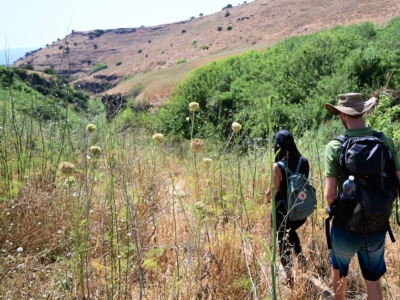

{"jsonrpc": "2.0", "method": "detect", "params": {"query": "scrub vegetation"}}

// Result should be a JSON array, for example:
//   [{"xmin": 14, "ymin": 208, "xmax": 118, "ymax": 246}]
[{"xmin": 0, "ymin": 18, "xmax": 400, "ymax": 299}]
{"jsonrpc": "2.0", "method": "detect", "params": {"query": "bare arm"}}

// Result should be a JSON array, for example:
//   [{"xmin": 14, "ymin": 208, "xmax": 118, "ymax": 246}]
[
  {"xmin": 324, "ymin": 177, "xmax": 338, "ymax": 205},
  {"xmin": 265, "ymin": 163, "xmax": 282, "ymax": 203}
]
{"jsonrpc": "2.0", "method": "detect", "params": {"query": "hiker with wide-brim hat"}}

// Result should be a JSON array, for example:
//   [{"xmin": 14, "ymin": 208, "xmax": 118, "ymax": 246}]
[
  {"xmin": 323, "ymin": 92, "xmax": 400, "ymax": 300},
  {"xmin": 325, "ymin": 92, "xmax": 376, "ymax": 116}
]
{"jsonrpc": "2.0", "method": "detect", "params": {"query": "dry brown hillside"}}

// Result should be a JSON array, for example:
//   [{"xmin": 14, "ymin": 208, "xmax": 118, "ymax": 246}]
[{"xmin": 14, "ymin": 0, "xmax": 400, "ymax": 103}]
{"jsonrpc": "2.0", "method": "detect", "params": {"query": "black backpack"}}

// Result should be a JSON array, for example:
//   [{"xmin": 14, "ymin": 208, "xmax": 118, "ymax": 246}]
[
  {"xmin": 325, "ymin": 131, "xmax": 400, "ymax": 255},
  {"xmin": 332, "ymin": 131, "xmax": 398, "ymax": 234}
]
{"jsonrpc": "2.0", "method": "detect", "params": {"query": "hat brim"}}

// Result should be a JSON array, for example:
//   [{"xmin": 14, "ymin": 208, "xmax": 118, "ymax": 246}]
[{"xmin": 325, "ymin": 97, "xmax": 376, "ymax": 116}]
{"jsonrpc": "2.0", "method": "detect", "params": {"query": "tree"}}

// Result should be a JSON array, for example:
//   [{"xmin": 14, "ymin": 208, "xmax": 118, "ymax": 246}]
[{"xmin": 199, "ymin": 13, "xmax": 204, "ymax": 17}]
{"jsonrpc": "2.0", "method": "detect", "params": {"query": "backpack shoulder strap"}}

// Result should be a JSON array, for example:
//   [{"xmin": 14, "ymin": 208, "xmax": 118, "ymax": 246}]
[
  {"xmin": 333, "ymin": 135, "xmax": 346, "ymax": 144},
  {"xmin": 295, "ymin": 157, "xmax": 303, "ymax": 173},
  {"xmin": 277, "ymin": 161, "xmax": 293, "ymax": 176},
  {"xmin": 372, "ymin": 131, "xmax": 384, "ymax": 139}
]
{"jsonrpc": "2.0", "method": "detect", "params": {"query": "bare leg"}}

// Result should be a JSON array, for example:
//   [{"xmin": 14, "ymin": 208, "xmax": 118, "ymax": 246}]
[
  {"xmin": 332, "ymin": 268, "xmax": 347, "ymax": 300},
  {"xmin": 364, "ymin": 279, "xmax": 383, "ymax": 300}
]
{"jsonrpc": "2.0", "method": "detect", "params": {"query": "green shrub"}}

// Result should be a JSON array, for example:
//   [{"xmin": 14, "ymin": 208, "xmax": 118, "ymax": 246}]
[
  {"xmin": 201, "ymin": 45, "xmax": 209, "ymax": 50},
  {"xmin": 59, "ymin": 45, "xmax": 63, "ymax": 50},
  {"xmin": 138, "ymin": 49, "xmax": 142, "ymax": 53},
  {"xmin": 89, "ymin": 34, "xmax": 94, "ymax": 40},
  {"xmin": 227, "ymin": 26, "xmax": 233, "ymax": 31},
  {"xmin": 157, "ymin": 60, "xmax": 167, "ymax": 65},
  {"xmin": 182, "ymin": 30, "xmax": 186, "ymax": 33},
  {"xmin": 93, "ymin": 44, "xmax": 98, "ymax": 49},
  {"xmin": 116, "ymin": 61, "xmax": 122, "ymax": 66},
  {"xmin": 46, "ymin": 54, "xmax": 50, "ymax": 59},
  {"xmin": 23, "ymin": 64, "xmax": 34, "ymax": 70},
  {"xmin": 225, "ymin": 11, "xmax": 230, "ymax": 17},
  {"xmin": 217, "ymin": 26, "xmax": 223, "ymax": 31},
  {"xmin": 74, "ymin": 42, "xmax": 78, "ymax": 46},
  {"xmin": 43, "ymin": 68, "xmax": 55, "ymax": 75},
  {"xmin": 89, "ymin": 62, "xmax": 108, "ymax": 75},
  {"xmin": 95, "ymin": 29, "xmax": 105, "ymax": 37},
  {"xmin": 199, "ymin": 13, "xmax": 204, "ymax": 17},
  {"xmin": 176, "ymin": 59, "xmax": 186, "ymax": 64},
  {"xmin": 148, "ymin": 40, "xmax": 151, "ymax": 43}
]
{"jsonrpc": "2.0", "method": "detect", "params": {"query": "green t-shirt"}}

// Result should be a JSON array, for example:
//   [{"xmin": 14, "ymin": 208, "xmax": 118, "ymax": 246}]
[{"xmin": 324, "ymin": 127, "xmax": 400, "ymax": 181}]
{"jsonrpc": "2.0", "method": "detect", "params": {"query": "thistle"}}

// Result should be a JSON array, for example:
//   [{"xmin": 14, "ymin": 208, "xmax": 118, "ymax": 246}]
[
  {"xmin": 152, "ymin": 133, "xmax": 164, "ymax": 143},
  {"xmin": 191, "ymin": 138, "xmax": 205, "ymax": 153},
  {"xmin": 86, "ymin": 124, "xmax": 97, "ymax": 133},
  {"xmin": 59, "ymin": 162, "xmax": 76, "ymax": 175},
  {"xmin": 202, "ymin": 158, "xmax": 212, "ymax": 166},
  {"xmin": 65, "ymin": 176, "xmax": 76, "ymax": 186},
  {"xmin": 232, "ymin": 122, "xmax": 242, "ymax": 132},
  {"xmin": 189, "ymin": 102, "xmax": 199, "ymax": 112},
  {"xmin": 89, "ymin": 146, "xmax": 101, "ymax": 157}
]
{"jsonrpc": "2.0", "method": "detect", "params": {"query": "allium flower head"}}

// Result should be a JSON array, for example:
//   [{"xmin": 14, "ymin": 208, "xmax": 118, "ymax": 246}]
[
  {"xmin": 186, "ymin": 117, "xmax": 190, "ymax": 122},
  {"xmin": 152, "ymin": 133, "xmax": 164, "ymax": 143},
  {"xmin": 189, "ymin": 102, "xmax": 199, "ymax": 112},
  {"xmin": 86, "ymin": 124, "xmax": 97, "ymax": 133},
  {"xmin": 191, "ymin": 138, "xmax": 205, "ymax": 153},
  {"xmin": 202, "ymin": 158, "xmax": 212, "ymax": 166},
  {"xmin": 89, "ymin": 146, "xmax": 101, "ymax": 157},
  {"xmin": 17, "ymin": 247, "xmax": 23, "ymax": 253},
  {"xmin": 59, "ymin": 162, "xmax": 76, "ymax": 175},
  {"xmin": 195, "ymin": 201, "xmax": 205, "ymax": 210},
  {"xmin": 232, "ymin": 122, "xmax": 242, "ymax": 132},
  {"xmin": 65, "ymin": 176, "xmax": 75, "ymax": 186}
]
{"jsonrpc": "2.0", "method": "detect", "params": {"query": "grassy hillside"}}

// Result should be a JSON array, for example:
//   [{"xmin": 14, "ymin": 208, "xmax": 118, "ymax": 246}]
[
  {"xmin": 12, "ymin": 0, "xmax": 400, "ymax": 102},
  {"xmin": 1, "ymin": 17, "xmax": 400, "ymax": 299}
]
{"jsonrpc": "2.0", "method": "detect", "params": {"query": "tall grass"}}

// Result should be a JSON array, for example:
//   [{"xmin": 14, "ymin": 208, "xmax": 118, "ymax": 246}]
[{"xmin": 1, "ymin": 82, "xmax": 400, "ymax": 300}]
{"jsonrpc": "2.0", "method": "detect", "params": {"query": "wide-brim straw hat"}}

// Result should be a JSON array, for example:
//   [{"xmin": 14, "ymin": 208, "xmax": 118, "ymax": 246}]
[{"xmin": 325, "ymin": 93, "xmax": 376, "ymax": 116}]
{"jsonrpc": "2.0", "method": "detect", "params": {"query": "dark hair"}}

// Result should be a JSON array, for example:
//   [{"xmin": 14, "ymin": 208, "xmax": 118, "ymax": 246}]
[{"xmin": 273, "ymin": 129, "xmax": 301, "ymax": 162}]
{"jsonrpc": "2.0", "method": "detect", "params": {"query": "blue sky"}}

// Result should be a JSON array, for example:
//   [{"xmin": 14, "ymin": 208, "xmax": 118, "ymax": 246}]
[{"xmin": 1, "ymin": 0, "xmax": 253, "ymax": 49}]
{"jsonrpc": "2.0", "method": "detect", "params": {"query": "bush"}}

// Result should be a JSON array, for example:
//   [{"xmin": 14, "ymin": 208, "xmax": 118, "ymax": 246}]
[
  {"xmin": 23, "ymin": 64, "xmax": 34, "ymax": 70},
  {"xmin": 201, "ymin": 45, "xmax": 209, "ymax": 50},
  {"xmin": 225, "ymin": 11, "xmax": 230, "ymax": 17},
  {"xmin": 95, "ymin": 29, "xmax": 105, "ymax": 37},
  {"xmin": 157, "ymin": 60, "xmax": 167, "ymax": 65},
  {"xmin": 227, "ymin": 26, "xmax": 233, "ymax": 31},
  {"xmin": 148, "ymin": 40, "xmax": 151, "ymax": 43},
  {"xmin": 59, "ymin": 45, "xmax": 63, "ymax": 50},
  {"xmin": 43, "ymin": 68, "xmax": 55, "ymax": 75},
  {"xmin": 93, "ymin": 44, "xmax": 98, "ymax": 49},
  {"xmin": 138, "ymin": 49, "xmax": 142, "ymax": 53},
  {"xmin": 89, "ymin": 62, "xmax": 108, "ymax": 75},
  {"xmin": 217, "ymin": 26, "xmax": 223, "ymax": 31},
  {"xmin": 116, "ymin": 61, "xmax": 122, "ymax": 66},
  {"xmin": 176, "ymin": 59, "xmax": 187, "ymax": 64},
  {"xmin": 182, "ymin": 30, "xmax": 186, "ymax": 33},
  {"xmin": 74, "ymin": 42, "xmax": 78, "ymax": 46},
  {"xmin": 199, "ymin": 13, "xmax": 204, "ymax": 17},
  {"xmin": 89, "ymin": 34, "xmax": 94, "ymax": 40}
]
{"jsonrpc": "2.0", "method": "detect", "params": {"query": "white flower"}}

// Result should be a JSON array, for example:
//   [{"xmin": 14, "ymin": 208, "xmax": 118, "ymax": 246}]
[
  {"xmin": 17, "ymin": 247, "xmax": 23, "ymax": 253},
  {"xmin": 17, "ymin": 263, "xmax": 25, "ymax": 269},
  {"xmin": 127, "ymin": 232, "xmax": 132, "ymax": 237},
  {"xmin": 57, "ymin": 230, "xmax": 62, "ymax": 234}
]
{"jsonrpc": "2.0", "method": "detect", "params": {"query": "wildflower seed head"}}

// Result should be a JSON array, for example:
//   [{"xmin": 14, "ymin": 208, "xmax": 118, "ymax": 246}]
[
  {"xmin": 189, "ymin": 102, "xmax": 199, "ymax": 112},
  {"xmin": 195, "ymin": 201, "xmax": 205, "ymax": 210},
  {"xmin": 59, "ymin": 162, "xmax": 76, "ymax": 175},
  {"xmin": 89, "ymin": 146, "xmax": 101, "ymax": 157},
  {"xmin": 17, "ymin": 247, "xmax": 23, "ymax": 253},
  {"xmin": 86, "ymin": 124, "xmax": 96, "ymax": 132},
  {"xmin": 152, "ymin": 133, "xmax": 164, "ymax": 143},
  {"xmin": 202, "ymin": 158, "xmax": 212, "ymax": 166},
  {"xmin": 65, "ymin": 176, "xmax": 75, "ymax": 186},
  {"xmin": 186, "ymin": 117, "xmax": 190, "ymax": 122},
  {"xmin": 190, "ymin": 138, "xmax": 205, "ymax": 153},
  {"xmin": 232, "ymin": 122, "xmax": 242, "ymax": 132}
]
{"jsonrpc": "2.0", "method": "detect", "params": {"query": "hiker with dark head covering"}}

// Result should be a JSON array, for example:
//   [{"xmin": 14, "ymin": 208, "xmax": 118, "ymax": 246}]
[
  {"xmin": 324, "ymin": 93, "xmax": 400, "ymax": 300},
  {"xmin": 265, "ymin": 129, "xmax": 312, "ymax": 285}
]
